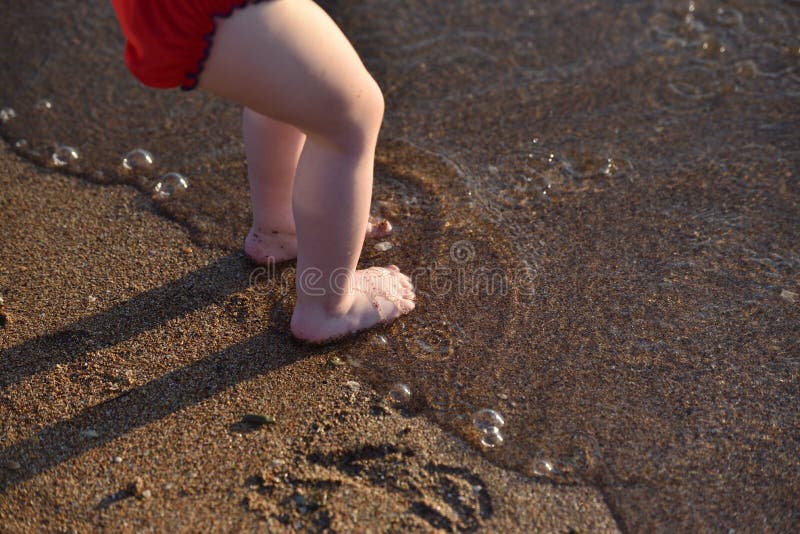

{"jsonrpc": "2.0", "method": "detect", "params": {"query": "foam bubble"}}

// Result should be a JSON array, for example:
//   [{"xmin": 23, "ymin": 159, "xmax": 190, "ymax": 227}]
[
  {"xmin": 0, "ymin": 107, "xmax": 16, "ymax": 123},
  {"xmin": 667, "ymin": 65, "xmax": 720, "ymax": 99},
  {"xmin": 714, "ymin": 7, "xmax": 743, "ymax": 28},
  {"xmin": 388, "ymin": 383, "xmax": 412, "ymax": 404},
  {"xmin": 370, "ymin": 333, "xmax": 389, "ymax": 348},
  {"xmin": 51, "ymin": 146, "xmax": 80, "ymax": 167},
  {"xmin": 154, "ymin": 172, "xmax": 189, "ymax": 198},
  {"xmin": 122, "ymin": 148, "xmax": 155, "ymax": 171},
  {"xmin": 479, "ymin": 426, "xmax": 504, "ymax": 448},
  {"xmin": 415, "ymin": 328, "xmax": 454, "ymax": 358},
  {"xmin": 533, "ymin": 458, "xmax": 556, "ymax": 476},
  {"xmin": 472, "ymin": 408, "xmax": 506, "ymax": 431},
  {"xmin": 750, "ymin": 44, "xmax": 793, "ymax": 77},
  {"xmin": 35, "ymin": 99, "xmax": 53, "ymax": 111},
  {"xmin": 735, "ymin": 60, "xmax": 758, "ymax": 79}
]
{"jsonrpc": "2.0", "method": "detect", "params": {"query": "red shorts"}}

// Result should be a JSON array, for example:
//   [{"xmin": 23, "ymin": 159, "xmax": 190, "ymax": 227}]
[{"xmin": 111, "ymin": 0, "xmax": 267, "ymax": 90}]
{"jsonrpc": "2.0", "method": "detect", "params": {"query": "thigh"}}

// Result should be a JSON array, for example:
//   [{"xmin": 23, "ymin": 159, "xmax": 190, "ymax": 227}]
[{"xmin": 198, "ymin": 0, "xmax": 381, "ymax": 141}]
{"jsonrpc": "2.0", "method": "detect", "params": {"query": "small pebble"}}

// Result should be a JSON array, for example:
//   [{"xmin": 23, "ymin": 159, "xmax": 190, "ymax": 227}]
[
  {"xmin": 374, "ymin": 241, "xmax": 393, "ymax": 252},
  {"xmin": 328, "ymin": 356, "xmax": 345, "ymax": 367},
  {"xmin": 271, "ymin": 459, "xmax": 286, "ymax": 469},
  {"xmin": 182, "ymin": 247, "xmax": 193, "ymax": 255},
  {"xmin": 4, "ymin": 460, "xmax": 21, "ymax": 471},
  {"xmin": 780, "ymin": 289, "xmax": 797, "ymax": 303},
  {"xmin": 112, "ymin": 456, "xmax": 122, "ymax": 464},
  {"xmin": 80, "ymin": 429, "xmax": 100, "ymax": 439},
  {"xmin": 242, "ymin": 414, "xmax": 275, "ymax": 426},
  {"xmin": 344, "ymin": 380, "xmax": 360, "ymax": 392},
  {"xmin": 129, "ymin": 476, "xmax": 147, "ymax": 498},
  {"xmin": 370, "ymin": 403, "xmax": 390, "ymax": 416},
  {"xmin": 141, "ymin": 489, "xmax": 152, "ymax": 499}
]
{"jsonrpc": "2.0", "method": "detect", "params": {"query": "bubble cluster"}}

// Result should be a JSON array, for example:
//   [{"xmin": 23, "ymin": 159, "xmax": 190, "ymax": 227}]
[
  {"xmin": 154, "ymin": 172, "xmax": 189, "ymax": 198},
  {"xmin": 122, "ymin": 148, "xmax": 154, "ymax": 171},
  {"xmin": 480, "ymin": 427, "xmax": 504, "ymax": 448},
  {"xmin": 51, "ymin": 145, "xmax": 80, "ymax": 167},
  {"xmin": 388, "ymin": 383, "xmax": 412, "ymax": 405},
  {"xmin": 557, "ymin": 153, "xmax": 634, "ymax": 181},
  {"xmin": 472, "ymin": 408, "xmax": 505, "ymax": 448},
  {"xmin": 472, "ymin": 408, "xmax": 505, "ymax": 430},
  {"xmin": 647, "ymin": 0, "xmax": 800, "ymax": 104}
]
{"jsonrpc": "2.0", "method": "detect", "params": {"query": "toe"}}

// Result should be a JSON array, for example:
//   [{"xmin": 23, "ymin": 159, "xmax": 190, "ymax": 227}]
[
  {"xmin": 375, "ymin": 295, "xmax": 401, "ymax": 321},
  {"xmin": 397, "ymin": 298, "xmax": 415, "ymax": 314},
  {"xmin": 399, "ymin": 278, "xmax": 413, "ymax": 293}
]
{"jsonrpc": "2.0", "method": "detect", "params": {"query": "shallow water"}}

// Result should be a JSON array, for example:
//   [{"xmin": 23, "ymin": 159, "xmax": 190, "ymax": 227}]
[{"xmin": 1, "ymin": 0, "xmax": 798, "ymax": 530}]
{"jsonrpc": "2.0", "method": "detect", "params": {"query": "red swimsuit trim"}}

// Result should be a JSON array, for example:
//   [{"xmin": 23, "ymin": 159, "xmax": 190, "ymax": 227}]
[
  {"xmin": 181, "ymin": 1, "xmax": 272, "ymax": 91},
  {"xmin": 112, "ymin": 0, "xmax": 272, "ymax": 91}
]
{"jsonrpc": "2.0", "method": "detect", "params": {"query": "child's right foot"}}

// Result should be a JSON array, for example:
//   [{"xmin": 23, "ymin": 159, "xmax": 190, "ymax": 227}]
[
  {"xmin": 245, "ymin": 216, "xmax": 393, "ymax": 264},
  {"xmin": 290, "ymin": 265, "xmax": 415, "ymax": 344}
]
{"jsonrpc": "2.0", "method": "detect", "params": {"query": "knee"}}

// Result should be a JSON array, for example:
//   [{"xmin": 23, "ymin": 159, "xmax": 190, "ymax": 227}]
[
  {"xmin": 326, "ymin": 76, "xmax": 384, "ymax": 152},
  {"xmin": 359, "ymin": 77, "xmax": 385, "ymax": 128}
]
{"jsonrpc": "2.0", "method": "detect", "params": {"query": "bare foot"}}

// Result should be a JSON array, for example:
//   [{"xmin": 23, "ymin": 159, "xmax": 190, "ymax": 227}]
[
  {"xmin": 290, "ymin": 265, "xmax": 415, "ymax": 344},
  {"xmin": 244, "ymin": 227, "xmax": 298, "ymax": 264},
  {"xmin": 245, "ymin": 216, "xmax": 393, "ymax": 264}
]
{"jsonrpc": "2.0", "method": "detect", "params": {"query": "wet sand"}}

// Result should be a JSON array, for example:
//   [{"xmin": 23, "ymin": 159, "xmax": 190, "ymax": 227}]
[
  {"xmin": 0, "ymin": 143, "xmax": 615, "ymax": 531},
  {"xmin": 2, "ymin": 0, "xmax": 800, "ymax": 532}
]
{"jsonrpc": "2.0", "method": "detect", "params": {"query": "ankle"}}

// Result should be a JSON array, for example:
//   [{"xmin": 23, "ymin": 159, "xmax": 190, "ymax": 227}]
[
  {"xmin": 290, "ymin": 297, "xmax": 350, "ymax": 340},
  {"xmin": 250, "ymin": 222, "xmax": 296, "ymax": 236},
  {"xmin": 294, "ymin": 291, "xmax": 354, "ymax": 320}
]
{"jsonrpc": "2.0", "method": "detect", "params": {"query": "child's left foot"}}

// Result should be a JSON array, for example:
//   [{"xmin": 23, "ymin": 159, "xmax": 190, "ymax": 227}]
[{"xmin": 245, "ymin": 216, "xmax": 393, "ymax": 264}]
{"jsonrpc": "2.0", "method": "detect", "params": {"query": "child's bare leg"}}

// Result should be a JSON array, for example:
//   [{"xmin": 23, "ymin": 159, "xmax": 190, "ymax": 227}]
[
  {"xmin": 244, "ymin": 108, "xmax": 392, "ymax": 265},
  {"xmin": 243, "ymin": 108, "xmax": 304, "ymax": 263},
  {"xmin": 199, "ymin": 0, "xmax": 414, "ymax": 341}
]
